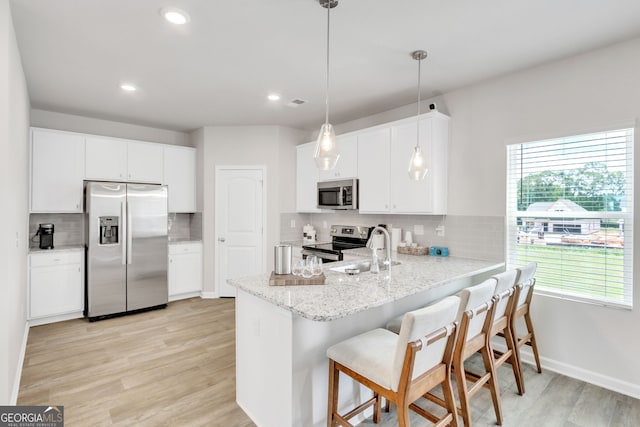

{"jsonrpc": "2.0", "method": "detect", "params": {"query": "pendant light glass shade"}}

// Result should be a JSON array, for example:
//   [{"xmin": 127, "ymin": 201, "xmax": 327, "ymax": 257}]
[
  {"xmin": 314, "ymin": 0, "xmax": 339, "ymax": 170},
  {"xmin": 408, "ymin": 50, "xmax": 429, "ymax": 181},
  {"xmin": 408, "ymin": 145, "xmax": 428, "ymax": 180},
  {"xmin": 315, "ymin": 123, "xmax": 340, "ymax": 170}
]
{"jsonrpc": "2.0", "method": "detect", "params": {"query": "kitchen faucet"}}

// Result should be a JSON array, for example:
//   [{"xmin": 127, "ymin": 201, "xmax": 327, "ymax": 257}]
[{"xmin": 366, "ymin": 226, "xmax": 391, "ymax": 274}]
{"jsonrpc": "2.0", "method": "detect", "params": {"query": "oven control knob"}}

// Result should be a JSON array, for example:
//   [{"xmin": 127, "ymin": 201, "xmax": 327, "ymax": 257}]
[{"xmin": 331, "ymin": 228, "xmax": 337, "ymax": 234}]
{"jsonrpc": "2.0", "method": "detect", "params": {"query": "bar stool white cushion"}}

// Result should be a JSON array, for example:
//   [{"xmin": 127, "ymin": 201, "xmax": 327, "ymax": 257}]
[
  {"xmin": 327, "ymin": 328, "xmax": 397, "ymax": 389},
  {"xmin": 492, "ymin": 269, "xmax": 519, "ymax": 318},
  {"xmin": 328, "ymin": 296, "xmax": 460, "ymax": 392}
]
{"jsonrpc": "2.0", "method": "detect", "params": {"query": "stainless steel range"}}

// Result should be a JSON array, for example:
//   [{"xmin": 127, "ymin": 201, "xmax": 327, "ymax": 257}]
[{"xmin": 301, "ymin": 225, "xmax": 373, "ymax": 263}]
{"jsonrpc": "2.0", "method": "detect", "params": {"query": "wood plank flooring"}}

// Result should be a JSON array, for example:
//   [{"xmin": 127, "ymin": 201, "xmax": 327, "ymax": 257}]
[
  {"xmin": 18, "ymin": 298, "xmax": 254, "ymax": 426},
  {"xmin": 18, "ymin": 297, "xmax": 640, "ymax": 426}
]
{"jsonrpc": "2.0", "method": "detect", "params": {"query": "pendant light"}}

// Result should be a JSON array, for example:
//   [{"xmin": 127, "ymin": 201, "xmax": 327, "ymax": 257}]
[
  {"xmin": 408, "ymin": 50, "xmax": 428, "ymax": 181},
  {"xmin": 314, "ymin": 0, "xmax": 340, "ymax": 170}
]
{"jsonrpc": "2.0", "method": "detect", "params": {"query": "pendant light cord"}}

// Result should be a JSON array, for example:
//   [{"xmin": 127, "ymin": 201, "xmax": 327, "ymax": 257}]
[
  {"xmin": 325, "ymin": 3, "xmax": 331, "ymax": 126},
  {"xmin": 416, "ymin": 56, "xmax": 422, "ymax": 149}
]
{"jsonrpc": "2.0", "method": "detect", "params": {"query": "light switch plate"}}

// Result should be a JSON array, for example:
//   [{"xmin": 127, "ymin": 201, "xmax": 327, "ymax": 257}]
[
  {"xmin": 414, "ymin": 224, "xmax": 424, "ymax": 235},
  {"xmin": 290, "ymin": 219, "xmax": 296, "ymax": 228},
  {"xmin": 436, "ymin": 225, "xmax": 445, "ymax": 237}
]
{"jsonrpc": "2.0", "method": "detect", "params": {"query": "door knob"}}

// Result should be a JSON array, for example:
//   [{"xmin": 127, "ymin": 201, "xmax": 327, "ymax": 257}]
[{"xmin": 218, "ymin": 237, "xmax": 226, "ymax": 242}]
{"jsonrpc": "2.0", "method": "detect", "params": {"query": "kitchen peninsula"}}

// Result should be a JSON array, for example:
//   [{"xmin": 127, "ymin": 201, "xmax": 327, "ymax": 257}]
[{"xmin": 229, "ymin": 252, "xmax": 503, "ymax": 427}]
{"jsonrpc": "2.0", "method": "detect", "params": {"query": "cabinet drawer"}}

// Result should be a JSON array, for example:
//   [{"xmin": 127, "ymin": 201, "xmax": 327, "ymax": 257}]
[
  {"xmin": 169, "ymin": 242, "xmax": 202, "ymax": 255},
  {"xmin": 30, "ymin": 251, "xmax": 83, "ymax": 268}
]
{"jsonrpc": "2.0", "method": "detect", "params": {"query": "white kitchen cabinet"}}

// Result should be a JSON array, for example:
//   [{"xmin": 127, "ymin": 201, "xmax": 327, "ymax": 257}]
[
  {"xmin": 168, "ymin": 242, "xmax": 203, "ymax": 300},
  {"xmin": 318, "ymin": 134, "xmax": 358, "ymax": 181},
  {"xmin": 296, "ymin": 142, "xmax": 321, "ymax": 212},
  {"xmin": 29, "ymin": 250, "xmax": 84, "ymax": 322},
  {"xmin": 127, "ymin": 140, "xmax": 164, "ymax": 183},
  {"xmin": 163, "ymin": 145, "xmax": 196, "ymax": 212},
  {"xmin": 358, "ymin": 112, "xmax": 448, "ymax": 214},
  {"xmin": 85, "ymin": 135, "xmax": 128, "ymax": 181},
  {"xmin": 357, "ymin": 127, "xmax": 392, "ymax": 212},
  {"xmin": 85, "ymin": 136, "xmax": 163, "ymax": 183},
  {"xmin": 30, "ymin": 128, "xmax": 85, "ymax": 213}
]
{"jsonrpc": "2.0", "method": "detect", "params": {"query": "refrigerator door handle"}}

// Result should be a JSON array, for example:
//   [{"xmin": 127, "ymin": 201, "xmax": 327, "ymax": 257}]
[
  {"xmin": 121, "ymin": 201, "xmax": 127, "ymax": 265},
  {"xmin": 127, "ymin": 202, "xmax": 133, "ymax": 265}
]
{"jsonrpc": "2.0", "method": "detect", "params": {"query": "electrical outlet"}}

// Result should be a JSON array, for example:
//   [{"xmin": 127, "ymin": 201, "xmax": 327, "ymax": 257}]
[
  {"xmin": 436, "ymin": 225, "xmax": 445, "ymax": 237},
  {"xmin": 290, "ymin": 219, "xmax": 296, "ymax": 228},
  {"xmin": 323, "ymin": 221, "xmax": 328, "ymax": 229},
  {"xmin": 414, "ymin": 224, "xmax": 424, "ymax": 235}
]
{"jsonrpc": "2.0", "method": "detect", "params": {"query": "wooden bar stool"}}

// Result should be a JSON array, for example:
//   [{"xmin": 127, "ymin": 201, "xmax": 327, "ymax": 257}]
[
  {"xmin": 512, "ymin": 262, "xmax": 542, "ymax": 385},
  {"xmin": 486, "ymin": 270, "xmax": 524, "ymax": 395},
  {"xmin": 326, "ymin": 296, "xmax": 461, "ymax": 427},
  {"xmin": 424, "ymin": 278, "xmax": 501, "ymax": 427}
]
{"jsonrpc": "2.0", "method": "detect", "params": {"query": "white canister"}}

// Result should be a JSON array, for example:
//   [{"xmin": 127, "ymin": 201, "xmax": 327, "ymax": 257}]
[
  {"xmin": 405, "ymin": 231, "xmax": 413, "ymax": 245},
  {"xmin": 274, "ymin": 244, "xmax": 292, "ymax": 275},
  {"xmin": 391, "ymin": 228, "xmax": 402, "ymax": 251}
]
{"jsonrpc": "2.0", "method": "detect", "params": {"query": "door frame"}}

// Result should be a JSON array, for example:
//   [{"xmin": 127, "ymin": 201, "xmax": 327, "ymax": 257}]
[{"xmin": 214, "ymin": 165, "xmax": 267, "ymax": 297}]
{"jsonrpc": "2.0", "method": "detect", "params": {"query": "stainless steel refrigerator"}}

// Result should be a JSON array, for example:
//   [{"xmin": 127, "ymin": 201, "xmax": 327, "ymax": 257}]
[{"xmin": 85, "ymin": 181, "xmax": 168, "ymax": 320}]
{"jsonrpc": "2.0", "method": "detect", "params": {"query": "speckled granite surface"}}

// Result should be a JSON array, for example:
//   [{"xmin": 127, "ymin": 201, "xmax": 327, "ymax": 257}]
[{"xmin": 228, "ymin": 252, "xmax": 504, "ymax": 321}]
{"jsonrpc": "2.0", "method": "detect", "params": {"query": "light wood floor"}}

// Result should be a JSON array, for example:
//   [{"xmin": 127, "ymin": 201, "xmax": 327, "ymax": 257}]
[
  {"xmin": 18, "ymin": 298, "xmax": 640, "ymax": 426},
  {"xmin": 18, "ymin": 298, "xmax": 254, "ymax": 426}
]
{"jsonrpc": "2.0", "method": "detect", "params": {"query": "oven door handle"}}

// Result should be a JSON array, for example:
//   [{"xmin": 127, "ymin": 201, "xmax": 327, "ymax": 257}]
[{"xmin": 301, "ymin": 249, "xmax": 341, "ymax": 261}]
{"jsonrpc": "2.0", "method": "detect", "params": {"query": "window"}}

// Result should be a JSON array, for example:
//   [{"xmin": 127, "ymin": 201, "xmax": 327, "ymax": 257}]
[{"xmin": 507, "ymin": 128, "xmax": 634, "ymax": 308}]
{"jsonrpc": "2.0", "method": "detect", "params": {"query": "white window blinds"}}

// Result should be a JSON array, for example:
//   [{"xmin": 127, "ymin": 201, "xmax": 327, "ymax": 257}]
[{"xmin": 506, "ymin": 128, "xmax": 634, "ymax": 308}]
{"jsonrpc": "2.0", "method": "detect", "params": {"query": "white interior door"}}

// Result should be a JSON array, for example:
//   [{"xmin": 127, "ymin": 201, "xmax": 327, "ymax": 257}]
[{"xmin": 216, "ymin": 168, "xmax": 265, "ymax": 297}]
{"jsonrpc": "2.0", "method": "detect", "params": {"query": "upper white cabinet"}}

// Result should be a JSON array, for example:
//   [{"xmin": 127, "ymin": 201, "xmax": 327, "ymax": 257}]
[
  {"xmin": 30, "ymin": 128, "xmax": 85, "ymax": 213},
  {"xmin": 357, "ymin": 128, "xmax": 392, "ymax": 212},
  {"xmin": 357, "ymin": 111, "xmax": 449, "ymax": 214},
  {"xmin": 84, "ymin": 136, "xmax": 127, "ymax": 181},
  {"xmin": 163, "ymin": 145, "xmax": 196, "ymax": 212},
  {"xmin": 128, "ymin": 141, "xmax": 164, "ymax": 183},
  {"xmin": 318, "ymin": 135, "xmax": 358, "ymax": 181},
  {"xmin": 296, "ymin": 142, "xmax": 321, "ymax": 212},
  {"xmin": 85, "ymin": 136, "xmax": 163, "ymax": 183}
]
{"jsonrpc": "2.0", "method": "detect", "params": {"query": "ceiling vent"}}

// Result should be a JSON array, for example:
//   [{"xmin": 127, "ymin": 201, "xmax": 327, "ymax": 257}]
[{"xmin": 286, "ymin": 99, "xmax": 307, "ymax": 108}]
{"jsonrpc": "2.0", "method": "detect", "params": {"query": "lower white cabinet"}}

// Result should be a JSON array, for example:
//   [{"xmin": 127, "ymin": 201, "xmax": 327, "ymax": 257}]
[
  {"xmin": 29, "ymin": 250, "xmax": 84, "ymax": 322},
  {"xmin": 168, "ymin": 242, "xmax": 203, "ymax": 299}
]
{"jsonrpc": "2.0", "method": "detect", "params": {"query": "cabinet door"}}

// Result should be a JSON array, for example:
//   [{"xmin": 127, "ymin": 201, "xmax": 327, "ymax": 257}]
[
  {"xmin": 168, "ymin": 251, "xmax": 202, "ymax": 296},
  {"xmin": 296, "ymin": 142, "xmax": 321, "ymax": 212},
  {"xmin": 390, "ymin": 119, "xmax": 433, "ymax": 213},
  {"xmin": 128, "ymin": 141, "xmax": 164, "ymax": 183},
  {"xmin": 85, "ymin": 136, "xmax": 128, "ymax": 181},
  {"xmin": 357, "ymin": 128, "xmax": 391, "ymax": 213},
  {"xmin": 318, "ymin": 135, "xmax": 358, "ymax": 181},
  {"xmin": 30, "ymin": 261, "xmax": 83, "ymax": 319},
  {"xmin": 31, "ymin": 129, "xmax": 85, "ymax": 212},
  {"xmin": 164, "ymin": 146, "xmax": 196, "ymax": 212}
]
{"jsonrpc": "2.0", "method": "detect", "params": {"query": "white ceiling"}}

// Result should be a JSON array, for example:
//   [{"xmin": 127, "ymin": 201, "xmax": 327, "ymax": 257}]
[{"xmin": 10, "ymin": 0, "xmax": 640, "ymax": 132}]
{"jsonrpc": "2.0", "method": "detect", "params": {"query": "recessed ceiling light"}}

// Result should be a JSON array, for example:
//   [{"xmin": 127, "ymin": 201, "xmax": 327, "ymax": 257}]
[
  {"xmin": 267, "ymin": 94, "xmax": 281, "ymax": 101},
  {"xmin": 120, "ymin": 84, "xmax": 137, "ymax": 92},
  {"xmin": 160, "ymin": 8, "xmax": 190, "ymax": 25}
]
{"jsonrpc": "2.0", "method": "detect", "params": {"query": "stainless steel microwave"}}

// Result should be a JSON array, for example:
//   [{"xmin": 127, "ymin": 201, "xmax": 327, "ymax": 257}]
[{"xmin": 317, "ymin": 179, "xmax": 358, "ymax": 210}]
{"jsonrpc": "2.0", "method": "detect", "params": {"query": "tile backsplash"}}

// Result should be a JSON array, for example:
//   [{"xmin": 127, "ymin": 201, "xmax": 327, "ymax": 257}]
[
  {"xmin": 29, "ymin": 212, "xmax": 203, "ymax": 248},
  {"xmin": 279, "ymin": 212, "xmax": 505, "ymax": 262},
  {"xmin": 29, "ymin": 213, "xmax": 84, "ymax": 248}
]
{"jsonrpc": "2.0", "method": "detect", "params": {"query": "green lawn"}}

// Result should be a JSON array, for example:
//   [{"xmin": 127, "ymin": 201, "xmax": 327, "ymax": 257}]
[{"xmin": 516, "ymin": 244, "xmax": 626, "ymax": 301}]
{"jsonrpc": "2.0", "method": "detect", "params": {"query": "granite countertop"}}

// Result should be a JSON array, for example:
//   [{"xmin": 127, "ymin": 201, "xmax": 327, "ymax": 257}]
[
  {"xmin": 228, "ymin": 253, "xmax": 504, "ymax": 322},
  {"xmin": 29, "ymin": 245, "xmax": 84, "ymax": 253}
]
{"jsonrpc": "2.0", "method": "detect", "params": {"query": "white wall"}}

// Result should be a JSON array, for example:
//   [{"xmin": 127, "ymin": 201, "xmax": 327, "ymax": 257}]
[
  {"xmin": 30, "ymin": 109, "xmax": 191, "ymax": 147},
  {"xmin": 198, "ymin": 126, "xmax": 303, "ymax": 294},
  {"xmin": 336, "ymin": 37, "xmax": 640, "ymax": 396},
  {"xmin": 0, "ymin": 0, "xmax": 30, "ymax": 404}
]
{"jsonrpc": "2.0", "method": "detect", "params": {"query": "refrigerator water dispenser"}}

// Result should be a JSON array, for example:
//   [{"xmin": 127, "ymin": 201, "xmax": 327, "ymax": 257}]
[{"xmin": 99, "ymin": 216, "xmax": 119, "ymax": 245}]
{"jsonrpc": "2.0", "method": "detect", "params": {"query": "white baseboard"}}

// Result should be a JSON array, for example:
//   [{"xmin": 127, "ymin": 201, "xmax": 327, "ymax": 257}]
[
  {"xmin": 200, "ymin": 291, "xmax": 218, "ymax": 299},
  {"xmin": 28, "ymin": 311, "xmax": 83, "ymax": 327},
  {"xmin": 169, "ymin": 291, "xmax": 202, "ymax": 302},
  {"xmin": 10, "ymin": 323, "xmax": 29, "ymax": 404},
  {"xmin": 492, "ymin": 341, "xmax": 640, "ymax": 399}
]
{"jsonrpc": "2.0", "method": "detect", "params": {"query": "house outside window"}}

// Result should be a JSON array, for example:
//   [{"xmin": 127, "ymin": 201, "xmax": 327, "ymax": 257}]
[{"xmin": 506, "ymin": 127, "xmax": 634, "ymax": 308}]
